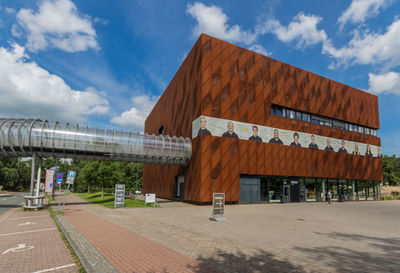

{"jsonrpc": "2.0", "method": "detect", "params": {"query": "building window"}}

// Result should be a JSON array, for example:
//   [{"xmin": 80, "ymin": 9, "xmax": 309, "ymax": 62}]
[
  {"xmin": 270, "ymin": 104, "xmax": 377, "ymax": 136},
  {"xmin": 276, "ymin": 107, "xmax": 283, "ymax": 117},
  {"xmin": 295, "ymin": 111, "xmax": 302, "ymax": 121},
  {"xmin": 327, "ymin": 179, "xmax": 338, "ymax": 200},
  {"xmin": 305, "ymin": 178, "xmax": 316, "ymax": 201},
  {"xmin": 311, "ymin": 117, "xmax": 319, "ymax": 125},
  {"xmin": 268, "ymin": 177, "xmax": 283, "ymax": 202},
  {"xmin": 302, "ymin": 113, "xmax": 310, "ymax": 122}
]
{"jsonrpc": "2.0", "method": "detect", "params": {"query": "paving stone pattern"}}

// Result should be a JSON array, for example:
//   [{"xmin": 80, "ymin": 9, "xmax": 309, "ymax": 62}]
[
  {"xmin": 0, "ymin": 208, "xmax": 77, "ymax": 273},
  {"xmin": 63, "ymin": 199, "xmax": 220, "ymax": 273},
  {"xmin": 65, "ymin": 196, "xmax": 400, "ymax": 273},
  {"xmin": 55, "ymin": 213, "xmax": 118, "ymax": 273}
]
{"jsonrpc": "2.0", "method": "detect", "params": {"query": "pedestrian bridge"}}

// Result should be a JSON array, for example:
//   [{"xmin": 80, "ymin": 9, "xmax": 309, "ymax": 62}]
[{"xmin": 0, "ymin": 118, "xmax": 191, "ymax": 166}]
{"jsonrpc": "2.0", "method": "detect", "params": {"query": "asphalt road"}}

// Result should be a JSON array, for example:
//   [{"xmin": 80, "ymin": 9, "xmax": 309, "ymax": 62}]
[{"xmin": 0, "ymin": 192, "xmax": 25, "ymax": 216}]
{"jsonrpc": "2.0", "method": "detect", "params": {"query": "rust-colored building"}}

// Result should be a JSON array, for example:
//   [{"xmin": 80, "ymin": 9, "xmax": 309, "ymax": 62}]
[{"xmin": 143, "ymin": 34, "xmax": 382, "ymax": 204}]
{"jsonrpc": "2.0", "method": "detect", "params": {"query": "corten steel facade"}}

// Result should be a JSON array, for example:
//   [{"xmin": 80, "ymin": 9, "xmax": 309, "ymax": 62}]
[{"xmin": 143, "ymin": 34, "xmax": 382, "ymax": 204}]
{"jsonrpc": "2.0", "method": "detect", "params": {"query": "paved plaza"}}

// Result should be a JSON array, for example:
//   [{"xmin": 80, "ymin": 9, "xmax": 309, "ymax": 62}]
[{"xmin": 60, "ymin": 195, "xmax": 400, "ymax": 273}]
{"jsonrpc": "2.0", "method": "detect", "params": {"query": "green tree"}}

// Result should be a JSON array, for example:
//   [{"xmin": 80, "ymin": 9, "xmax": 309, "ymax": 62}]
[
  {"xmin": 382, "ymin": 155, "xmax": 400, "ymax": 186},
  {"xmin": 123, "ymin": 162, "xmax": 143, "ymax": 191},
  {"xmin": 0, "ymin": 158, "xmax": 30, "ymax": 190}
]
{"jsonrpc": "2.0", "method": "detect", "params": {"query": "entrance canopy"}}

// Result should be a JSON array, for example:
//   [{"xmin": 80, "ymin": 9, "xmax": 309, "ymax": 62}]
[{"xmin": 0, "ymin": 118, "xmax": 191, "ymax": 165}]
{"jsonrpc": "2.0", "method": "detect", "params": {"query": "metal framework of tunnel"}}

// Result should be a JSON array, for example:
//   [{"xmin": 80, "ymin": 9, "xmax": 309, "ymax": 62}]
[
  {"xmin": 0, "ymin": 118, "xmax": 192, "ymax": 208},
  {"xmin": 0, "ymin": 118, "xmax": 192, "ymax": 165}
]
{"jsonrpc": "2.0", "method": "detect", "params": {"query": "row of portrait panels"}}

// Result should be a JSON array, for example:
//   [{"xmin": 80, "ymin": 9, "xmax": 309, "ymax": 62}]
[{"xmin": 192, "ymin": 116, "xmax": 382, "ymax": 157}]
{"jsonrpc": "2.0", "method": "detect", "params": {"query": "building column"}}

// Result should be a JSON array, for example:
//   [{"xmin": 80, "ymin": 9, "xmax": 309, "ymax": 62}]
[
  {"xmin": 29, "ymin": 153, "xmax": 36, "ymax": 196},
  {"xmin": 352, "ymin": 180, "xmax": 355, "ymax": 200},
  {"xmin": 322, "ymin": 179, "xmax": 326, "ymax": 201},
  {"xmin": 35, "ymin": 157, "xmax": 42, "ymax": 197}
]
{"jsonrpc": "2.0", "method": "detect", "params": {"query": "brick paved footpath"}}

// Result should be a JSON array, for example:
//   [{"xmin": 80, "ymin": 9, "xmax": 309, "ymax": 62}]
[
  {"xmin": 62, "ymin": 196, "xmax": 220, "ymax": 273},
  {"xmin": 0, "ymin": 208, "xmax": 77, "ymax": 273},
  {"xmin": 61, "ymin": 195, "xmax": 400, "ymax": 273}
]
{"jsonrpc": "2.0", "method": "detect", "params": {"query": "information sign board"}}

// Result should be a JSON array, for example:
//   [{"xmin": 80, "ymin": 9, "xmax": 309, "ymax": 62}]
[
  {"xmin": 145, "ymin": 194, "xmax": 157, "ymax": 206},
  {"xmin": 212, "ymin": 193, "xmax": 226, "ymax": 221},
  {"xmin": 114, "ymin": 184, "xmax": 125, "ymax": 208},
  {"xmin": 45, "ymin": 169, "xmax": 55, "ymax": 193},
  {"xmin": 66, "ymin": 170, "xmax": 76, "ymax": 185},
  {"xmin": 56, "ymin": 173, "xmax": 63, "ymax": 183}
]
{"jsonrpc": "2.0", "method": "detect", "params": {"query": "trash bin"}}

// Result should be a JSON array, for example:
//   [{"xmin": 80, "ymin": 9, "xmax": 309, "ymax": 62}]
[{"xmin": 280, "ymin": 194, "xmax": 286, "ymax": 203}]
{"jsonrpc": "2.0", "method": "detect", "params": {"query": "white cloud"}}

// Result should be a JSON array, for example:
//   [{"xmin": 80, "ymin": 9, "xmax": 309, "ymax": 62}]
[
  {"xmin": 111, "ymin": 95, "xmax": 159, "ymax": 129},
  {"xmin": 0, "ymin": 43, "xmax": 109, "ymax": 122},
  {"xmin": 186, "ymin": 2, "xmax": 256, "ymax": 44},
  {"xmin": 323, "ymin": 19, "xmax": 400, "ymax": 68},
  {"xmin": 5, "ymin": 7, "xmax": 16, "ymax": 14},
  {"xmin": 249, "ymin": 44, "xmax": 271, "ymax": 56},
  {"xmin": 368, "ymin": 71, "xmax": 400, "ymax": 95},
  {"xmin": 259, "ymin": 12, "xmax": 328, "ymax": 48},
  {"xmin": 13, "ymin": 0, "xmax": 98, "ymax": 52},
  {"xmin": 338, "ymin": 0, "xmax": 390, "ymax": 29}
]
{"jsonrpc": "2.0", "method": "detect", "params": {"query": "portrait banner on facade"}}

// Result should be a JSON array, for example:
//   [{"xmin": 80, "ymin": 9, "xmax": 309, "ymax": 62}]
[{"xmin": 192, "ymin": 116, "xmax": 381, "ymax": 157}]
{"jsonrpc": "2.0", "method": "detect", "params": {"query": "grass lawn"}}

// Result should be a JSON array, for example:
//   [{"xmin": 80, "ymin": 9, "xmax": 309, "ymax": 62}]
[{"xmin": 75, "ymin": 192, "xmax": 147, "ymax": 209}]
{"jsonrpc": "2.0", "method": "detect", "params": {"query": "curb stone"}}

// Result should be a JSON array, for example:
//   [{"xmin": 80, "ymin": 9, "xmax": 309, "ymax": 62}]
[{"xmin": 51, "ymin": 209, "xmax": 118, "ymax": 273}]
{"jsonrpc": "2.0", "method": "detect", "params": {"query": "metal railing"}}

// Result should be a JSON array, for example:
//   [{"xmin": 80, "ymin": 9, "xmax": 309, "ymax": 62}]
[{"xmin": 0, "ymin": 118, "xmax": 191, "ymax": 165}]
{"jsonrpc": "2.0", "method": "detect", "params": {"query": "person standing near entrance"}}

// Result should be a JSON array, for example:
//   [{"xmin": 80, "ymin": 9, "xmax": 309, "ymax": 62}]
[{"xmin": 327, "ymin": 190, "xmax": 332, "ymax": 204}]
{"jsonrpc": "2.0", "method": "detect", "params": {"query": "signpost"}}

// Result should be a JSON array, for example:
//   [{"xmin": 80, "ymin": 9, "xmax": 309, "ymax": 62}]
[
  {"xmin": 44, "ymin": 169, "xmax": 55, "ymax": 193},
  {"xmin": 114, "ymin": 184, "xmax": 125, "ymax": 208},
  {"xmin": 211, "ymin": 193, "xmax": 226, "ymax": 221},
  {"xmin": 56, "ymin": 173, "xmax": 63, "ymax": 183},
  {"xmin": 145, "ymin": 193, "xmax": 157, "ymax": 207},
  {"xmin": 66, "ymin": 171, "xmax": 76, "ymax": 185},
  {"xmin": 56, "ymin": 173, "xmax": 63, "ymax": 208},
  {"xmin": 62, "ymin": 170, "xmax": 76, "ymax": 212}
]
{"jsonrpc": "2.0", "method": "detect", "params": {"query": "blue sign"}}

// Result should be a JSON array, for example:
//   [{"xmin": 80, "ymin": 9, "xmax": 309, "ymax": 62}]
[
  {"xmin": 56, "ymin": 173, "xmax": 63, "ymax": 183},
  {"xmin": 67, "ymin": 171, "xmax": 76, "ymax": 178}
]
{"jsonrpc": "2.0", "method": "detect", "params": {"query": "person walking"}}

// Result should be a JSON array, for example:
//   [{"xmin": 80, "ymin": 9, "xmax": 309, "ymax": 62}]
[{"xmin": 327, "ymin": 190, "xmax": 332, "ymax": 204}]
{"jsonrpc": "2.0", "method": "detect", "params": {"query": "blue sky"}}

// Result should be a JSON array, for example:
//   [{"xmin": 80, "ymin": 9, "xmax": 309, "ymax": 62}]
[{"xmin": 0, "ymin": 0, "xmax": 399, "ymax": 156}]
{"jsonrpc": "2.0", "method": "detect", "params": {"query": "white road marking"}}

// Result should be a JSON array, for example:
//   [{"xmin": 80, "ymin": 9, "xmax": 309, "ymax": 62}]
[
  {"xmin": 0, "ymin": 227, "xmax": 57, "ymax": 237},
  {"xmin": 17, "ymin": 221, "xmax": 36, "ymax": 226},
  {"xmin": 2, "ymin": 243, "xmax": 34, "ymax": 254},
  {"xmin": 6, "ymin": 215, "xmax": 48, "ymax": 220},
  {"xmin": 32, "ymin": 263, "xmax": 76, "ymax": 273},
  {"xmin": 0, "ymin": 208, "xmax": 16, "ymax": 224}
]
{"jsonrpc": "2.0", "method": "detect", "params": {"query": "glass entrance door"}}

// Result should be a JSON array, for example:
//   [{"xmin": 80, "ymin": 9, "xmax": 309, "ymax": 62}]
[
  {"xmin": 283, "ymin": 185, "xmax": 290, "ymax": 203},
  {"xmin": 327, "ymin": 179, "xmax": 338, "ymax": 201},
  {"xmin": 290, "ymin": 179, "xmax": 300, "ymax": 202}
]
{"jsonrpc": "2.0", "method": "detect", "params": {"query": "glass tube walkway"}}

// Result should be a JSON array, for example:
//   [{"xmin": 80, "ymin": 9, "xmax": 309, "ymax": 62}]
[{"xmin": 0, "ymin": 118, "xmax": 191, "ymax": 166}]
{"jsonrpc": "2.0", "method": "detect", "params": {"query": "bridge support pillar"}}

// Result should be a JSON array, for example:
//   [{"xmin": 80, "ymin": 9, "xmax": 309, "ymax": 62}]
[{"xmin": 24, "ymin": 153, "xmax": 44, "ymax": 210}]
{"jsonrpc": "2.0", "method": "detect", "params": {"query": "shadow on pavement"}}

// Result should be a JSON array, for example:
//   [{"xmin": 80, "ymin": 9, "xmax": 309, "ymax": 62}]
[
  {"xmin": 189, "ymin": 249, "xmax": 305, "ymax": 273},
  {"xmin": 295, "ymin": 232, "xmax": 400, "ymax": 273}
]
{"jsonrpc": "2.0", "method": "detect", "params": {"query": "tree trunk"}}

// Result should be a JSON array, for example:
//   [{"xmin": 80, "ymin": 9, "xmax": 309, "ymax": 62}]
[
  {"xmin": 101, "ymin": 185, "xmax": 104, "ymax": 197},
  {"xmin": 88, "ymin": 185, "xmax": 90, "ymax": 193}
]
